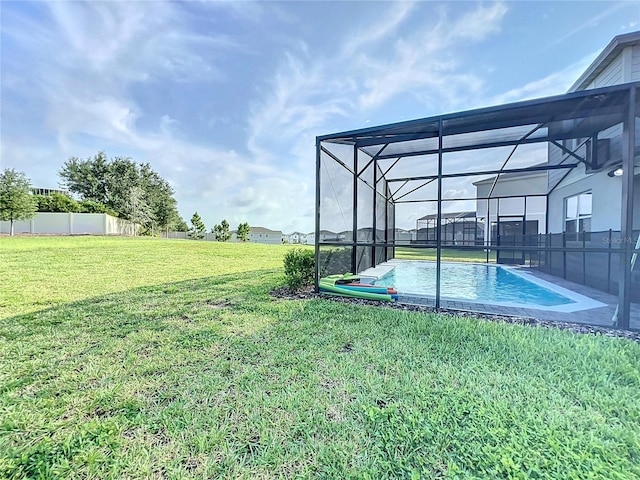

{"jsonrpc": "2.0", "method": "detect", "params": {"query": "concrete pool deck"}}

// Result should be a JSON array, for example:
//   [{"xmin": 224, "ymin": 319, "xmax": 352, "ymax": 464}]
[{"xmin": 360, "ymin": 260, "xmax": 640, "ymax": 330}]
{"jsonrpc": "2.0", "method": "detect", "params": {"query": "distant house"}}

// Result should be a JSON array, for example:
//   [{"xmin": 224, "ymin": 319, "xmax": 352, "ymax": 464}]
[
  {"xmin": 283, "ymin": 231, "xmax": 310, "ymax": 244},
  {"xmin": 317, "ymin": 230, "xmax": 346, "ymax": 242},
  {"xmin": 395, "ymin": 228, "xmax": 415, "ymax": 244},
  {"xmin": 31, "ymin": 187, "xmax": 71, "ymax": 197},
  {"xmin": 416, "ymin": 212, "xmax": 483, "ymax": 246},
  {"xmin": 304, "ymin": 232, "xmax": 315, "ymax": 244},
  {"xmin": 248, "ymin": 226, "xmax": 283, "ymax": 244}
]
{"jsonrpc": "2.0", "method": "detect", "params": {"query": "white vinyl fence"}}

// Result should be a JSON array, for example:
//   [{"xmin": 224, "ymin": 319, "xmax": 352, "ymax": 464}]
[{"xmin": 1, "ymin": 212, "xmax": 136, "ymax": 235}]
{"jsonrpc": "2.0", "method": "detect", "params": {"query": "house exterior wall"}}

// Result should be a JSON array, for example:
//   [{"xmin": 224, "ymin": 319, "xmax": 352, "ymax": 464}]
[
  {"xmin": 548, "ymin": 166, "xmax": 631, "ymax": 233},
  {"xmin": 249, "ymin": 229, "xmax": 283, "ymax": 244},
  {"xmin": 475, "ymin": 173, "xmax": 547, "ymax": 243},
  {"xmin": 475, "ymin": 173, "xmax": 547, "ymax": 198},
  {"xmin": 284, "ymin": 232, "xmax": 310, "ymax": 244},
  {"xmin": 632, "ymin": 45, "xmax": 640, "ymax": 79},
  {"xmin": 550, "ymin": 42, "xmax": 640, "ymax": 234},
  {"xmin": 584, "ymin": 51, "xmax": 624, "ymax": 89}
]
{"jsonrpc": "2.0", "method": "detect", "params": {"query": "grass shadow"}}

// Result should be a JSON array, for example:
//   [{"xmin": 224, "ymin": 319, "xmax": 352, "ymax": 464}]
[{"xmin": 2, "ymin": 268, "xmax": 640, "ymax": 479}]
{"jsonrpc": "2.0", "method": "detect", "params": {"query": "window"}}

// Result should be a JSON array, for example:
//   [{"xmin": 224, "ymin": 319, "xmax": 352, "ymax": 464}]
[{"xmin": 564, "ymin": 192, "xmax": 592, "ymax": 240}]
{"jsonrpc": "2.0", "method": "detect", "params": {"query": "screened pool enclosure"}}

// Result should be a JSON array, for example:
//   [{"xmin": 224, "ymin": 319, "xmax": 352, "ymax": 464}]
[{"xmin": 315, "ymin": 81, "xmax": 640, "ymax": 331}]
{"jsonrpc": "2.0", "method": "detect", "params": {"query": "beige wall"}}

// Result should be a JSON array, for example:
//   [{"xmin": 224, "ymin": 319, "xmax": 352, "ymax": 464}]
[{"xmin": 0, "ymin": 213, "xmax": 133, "ymax": 235}]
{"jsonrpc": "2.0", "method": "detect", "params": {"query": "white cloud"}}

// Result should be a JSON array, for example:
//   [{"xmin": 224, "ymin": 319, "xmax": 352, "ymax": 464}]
[
  {"xmin": 247, "ymin": 49, "xmax": 354, "ymax": 163},
  {"xmin": 239, "ymin": 2, "xmax": 510, "ymax": 230},
  {"xmin": 354, "ymin": 2, "xmax": 507, "ymax": 110},
  {"xmin": 2, "ymin": 1, "xmax": 292, "ymax": 228},
  {"xmin": 489, "ymin": 53, "xmax": 597, "ymax": 105},
  {"xmin": 7, "ymin": 0, "xmax": 617, "ymax": 234},
  {"xmin": 246, "ymin": 2, "xmax": 508, "ymax": 167},
  {"xmin": 342, "ymin": 1, "xmax": 417, "ymax": 57},
  {"xmin": 549, "ymin": 2, "xmax": 628, "ymax": 47},
  {"xmin": 47, "ymin": 95, "xmax": 140, "ymax": 148}
]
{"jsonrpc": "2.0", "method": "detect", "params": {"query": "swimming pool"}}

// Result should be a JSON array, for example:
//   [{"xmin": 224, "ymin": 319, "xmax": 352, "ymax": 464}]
[{"xmin": 372, "ymin": 261, "xmax": 605, "ymax": 312}]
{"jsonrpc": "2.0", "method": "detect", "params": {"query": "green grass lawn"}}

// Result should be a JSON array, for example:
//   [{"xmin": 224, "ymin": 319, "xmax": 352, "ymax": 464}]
[
  {"xmin": 1, "ymin": 237, "xmax": 639, "ymax": 479},
  {"xmin": 0, "ymin": 236, "xmax": 292, "ymax": 319},
  {"xmin": 395, "ymin": 247, "xmax": 497, "ymax": 263}
]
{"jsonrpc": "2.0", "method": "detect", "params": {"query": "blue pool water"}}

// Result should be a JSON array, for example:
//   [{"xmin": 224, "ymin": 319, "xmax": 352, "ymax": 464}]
[{"xmin": 375, "ymin": 262, "xmax": 575, "ymax": 307}]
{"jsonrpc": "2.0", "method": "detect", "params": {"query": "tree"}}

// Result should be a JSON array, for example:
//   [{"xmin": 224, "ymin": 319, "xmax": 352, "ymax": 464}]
[
  {"xmin": 58, "ymin": 152, "xmax": 110, "ymax": 203},
  {"xmin": 139, "ymin": 163, "xmax": 178, "ymax": 233},
  {"xmin": 237, "ymin": 222, "xmax": 250, "ymax": 242},
  {"xmin": 171, "ymin": 215, "xmax": 189, "ymax": 232},
  {"xmin": 213, "ymin": 219, "xmax": 231, "ymax": 242},
  {"xmin": 122, "ymin": 186, "xmax": 153, "ymax": 236},
  {"xmin": 189, "ymin": 212, "xmax": 206, "ymax": 239},
  {"xmin": 77, "ymin": 200, "xmax": 118, "ymax": 216},
  {"xmin": 59, "ymin": 152, "xmax": 179, "ymax": 234},
  {"xmin": 0, "ymin": 169, "xmax": 37, "ymax": 236},
  {"xmin": 34, "ymin": 193, "xmax": 80, "ymax": 213}
]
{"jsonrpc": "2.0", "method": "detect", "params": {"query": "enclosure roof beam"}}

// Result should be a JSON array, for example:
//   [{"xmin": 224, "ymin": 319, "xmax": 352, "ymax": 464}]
[
  {"xmin": 390, "ymin": 180, "xmax": 409, "ymax": 199},
  {"xmin": 357, "ymin": 143, "xmax": 389, "ymax": 177},
  {"xmin": 395, "ymin": 193, "xmax": 548, "ymax": 204},
  {"xmin": 378, "ymin": 157, "xmax": 401, "ymax": 183},
  {"xmin": 320, "ymin": 146, "xmax": 390, "ymax": 200},
  {"xmin": 487, "ymin": 123, "xmax": 547, "ymax": 200},
  {"xmin": 393, "ymin": 179, "xmax": 436, "ymax": 202},
  {"xmin": 318, "ymin": 81, "xmax": 637, "ymax": 144},
  {"xmin": 546, "ymin": 138, "xmax": 591, "ymax": 194},
  {"xmin": 386, "ymin": 163, "xmax": 578, "ymax": 183},
  {"xmin": 342, "ymin": 108, "xmax": 620, "ymax": 148},
  {"xmin": 550, "ymin": 140, "xmax": 593, "ymax": 168},
  {"xmin": 353, "ymin": 131, "xmax": 439, "ymax": 148},
  {"xmin": 371, "ymin": 131, "xmax": 603, "ymax": 161},
  {"xmin": 320, "ymin": 145, "xmax": 356, "ymax": 176}
]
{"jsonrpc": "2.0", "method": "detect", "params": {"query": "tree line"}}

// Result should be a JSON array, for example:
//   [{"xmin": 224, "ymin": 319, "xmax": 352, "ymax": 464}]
[
  {"xmin": 58, "ymin": 152, "xmax": 184, "ymax": 234},
  {"xmin": 188, "ymin": 213, "xmax": 250, "ymax": 242},
  {"xmin": 0, "ymin": 152, "xmax": 250, "ymax": 239}
]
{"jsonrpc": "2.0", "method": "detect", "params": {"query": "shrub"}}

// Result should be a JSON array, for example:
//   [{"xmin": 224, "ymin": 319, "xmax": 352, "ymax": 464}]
[
  {"xmin": 283, "ymin": 248, "xmax": 315, "ymax": 290},
  {"xmin": 35, "ymin": 193, "xmax": 80, "ymax": 213},
  {"xmin": 78, "ymin": 200, "xmax": 118, "ymax": 217}
]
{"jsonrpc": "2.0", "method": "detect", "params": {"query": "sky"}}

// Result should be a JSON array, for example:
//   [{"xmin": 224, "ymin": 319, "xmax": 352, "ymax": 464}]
[{"xmin": 2, "ymin": 1, "xmax": 640, "ymax": 233}]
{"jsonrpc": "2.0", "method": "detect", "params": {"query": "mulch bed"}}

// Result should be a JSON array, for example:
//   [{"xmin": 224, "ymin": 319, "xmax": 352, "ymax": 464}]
[{"xmin": 270, "ymin": 286, "xmax": 640, "ymax": 344}]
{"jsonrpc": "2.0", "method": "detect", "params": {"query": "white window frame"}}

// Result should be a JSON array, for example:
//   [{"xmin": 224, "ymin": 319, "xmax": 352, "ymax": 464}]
[{"xmin": 564, "ymin": 191, "xmax": 592, "ymax": 239}]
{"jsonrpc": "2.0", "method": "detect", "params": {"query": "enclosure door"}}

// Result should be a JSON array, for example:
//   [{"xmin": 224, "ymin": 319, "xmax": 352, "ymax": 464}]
[{"xmin": 495, "ymin": 216, "xmax": 525, "ymax": 265}]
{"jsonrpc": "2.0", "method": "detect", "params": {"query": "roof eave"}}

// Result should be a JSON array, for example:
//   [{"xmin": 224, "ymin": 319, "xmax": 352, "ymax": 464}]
[{"xmin": 569, "ymin": 31, "xmax": 640, "ymax": 93}]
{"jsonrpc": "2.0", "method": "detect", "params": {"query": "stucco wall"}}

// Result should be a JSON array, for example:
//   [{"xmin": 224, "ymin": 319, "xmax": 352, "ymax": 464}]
[{"xmin": 548, "ymin": 167, "xmax": 640, "ymax": 233}]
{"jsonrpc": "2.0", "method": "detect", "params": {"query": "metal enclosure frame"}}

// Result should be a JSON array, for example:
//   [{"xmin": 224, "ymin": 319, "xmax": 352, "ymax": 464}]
[{"xmin": 316, "ymin": 81, "xmax": 640, "ymax": 330}]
